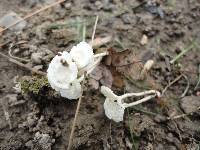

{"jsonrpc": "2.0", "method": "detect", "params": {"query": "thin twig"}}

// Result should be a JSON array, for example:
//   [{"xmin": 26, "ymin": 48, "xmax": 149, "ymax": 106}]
[
  {"xmin": 194, "ymin": 64, "xmax": 200, "ymax": 90},
  {"xmin": 8, "ymin": 43, "xmax": 30, "ymax": 62},
  {"xmin": 180, "ymin": 74, "xmax": 190, "ymax": 98},
  {"xmin": 0, "ymin": 52, "xmax": 46, "ymax": 75},
  {"xmin": 67, "ymin": 78, "xmax": 86, "ymax": 150},
  {"xmin": 67, "ymin": 15, "xmax": 99, "ymax": 150},
  {"xmin": 82, "ymin": 21, "xmax": 86, "ymax": 41},
  {"xmin": 132, "ymin": 106, "xmax": 157, "ymax": 116},
  {"xmin": 0, "ymin": 0, "xmax": 65, "ymax": 34},
  {"xmin": 162, "ymin": 74, "xmax": 183, "ymax": 96},
  {"xmin": 127, "ymin": 108, "xmax": 137, "ymax": 150},
  {"xmin": 91, "ymin": 15, "xmax": 99, "ymax": 46},
  {"xmin": 168, "ymin": 106, "xmax": 200, "ymax": 120},
  {"xmin": 1, "ymin": 99, "xmax": 12, "ymax": 130}
]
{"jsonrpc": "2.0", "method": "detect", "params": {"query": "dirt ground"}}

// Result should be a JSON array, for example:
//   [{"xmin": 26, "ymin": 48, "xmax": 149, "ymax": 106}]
[{"xmin": 0, "ymin": 0, "xmax": 200, "ymax": 149}]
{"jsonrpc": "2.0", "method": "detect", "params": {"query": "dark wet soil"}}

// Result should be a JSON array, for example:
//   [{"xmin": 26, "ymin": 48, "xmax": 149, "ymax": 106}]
[{"xmin": 0, "ymin": 0, "xmax": 200, "ymax": 149}]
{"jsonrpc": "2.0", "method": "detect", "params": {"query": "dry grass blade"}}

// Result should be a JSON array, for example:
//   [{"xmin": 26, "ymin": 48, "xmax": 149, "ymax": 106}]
[
  {"xmin": 194, "ymin": 64, "xmax": 200, "ymax": 90},
  {"xmin": 168, "ymin": 106, "xmax": 200, "ymax": 120},
  {"xmin": 180, "ymin": 74, "xmax": 190, "ymax": 98},
  {"xmin": 170, "ymin": 41, "xmax": 196, "ymax": 64},
  {"xmin": 91, "ymin": 15, "xmax": 99, "ymax": 46},
  {"xmin": 67, "ymin": 15, "xmax": 99, "ymax": 150},
  {"xmin": 67, "ymin": 78, "xmax": 86, "ymax": 150},
  {"xmin": 162, "ymin": 74, "xmax": 183, "ymax": 96}
]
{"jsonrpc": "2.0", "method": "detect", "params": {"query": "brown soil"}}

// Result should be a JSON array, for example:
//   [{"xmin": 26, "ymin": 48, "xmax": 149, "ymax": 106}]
[{"xmin": 0, "ymin": 0, "xmax": 200, "ymax": 150}]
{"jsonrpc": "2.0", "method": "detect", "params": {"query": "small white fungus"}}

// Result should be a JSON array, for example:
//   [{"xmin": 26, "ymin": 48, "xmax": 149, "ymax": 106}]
[
  {"xmin": 47, "ymin": 41, "xmax": 108, "ymax": 100},
  {"xmin": 47, "ymin": 51, "xmax": 79, "ymax": 98},
  {"xmin": 101, "ymin": 86, "xmax": 161, "ymax": 122},
  {"xmin": 104, "ymin": 98, "xmax": 125, "ymax": 122},
  {"xmin": 101, "ymin": 86, "xmax": 125, "ymax": 122},
  {"xmin": 70, "ymin": 41, "xmax": 94, "ymax": 69},
  {"xmin": 60, "ymin": 81, "xmax": 82, "ymax": 100}
]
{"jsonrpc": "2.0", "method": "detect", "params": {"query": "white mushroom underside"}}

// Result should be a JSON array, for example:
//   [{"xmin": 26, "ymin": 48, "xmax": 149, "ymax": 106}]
[
  {"xmin": 104, "ymin": 98, "xmax": 125, "ymax": 122},
  {"xmin": 60, "ymin": 81, "xmax": 82, "ymax": 99}
]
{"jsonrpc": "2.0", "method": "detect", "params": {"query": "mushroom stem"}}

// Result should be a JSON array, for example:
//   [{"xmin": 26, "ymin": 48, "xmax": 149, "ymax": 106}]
[
  {"xmin": 119, "ymin": 90, "xmax": 160, "ymax": 100},
  {"xmin": 122, "ymin": 94, "xmax": 157, "ymax": 108},
  {"xmin": 117, "ymin": 90, "xmax": 160, "ymax": 108},
  {"xmin": 94, "ymin": 52, "xmax": 108, "ymax": 58}
]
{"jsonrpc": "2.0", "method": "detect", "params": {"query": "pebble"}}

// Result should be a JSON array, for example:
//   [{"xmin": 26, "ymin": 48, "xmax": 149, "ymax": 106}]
[
  {"xmin": 0, "ymin": 12, "xmax": 26, "ymax": 31},
  {"xmin": 180, "ymin": 96, "xmax": 200, "ymax": 113},
  {"xmin": 31, "ymin": 52, "xmax": 44, "ymax": 64},
  {"xmin": 140, "ymin": 34, "xmax": 148, "ymax": 45},
  {"xmin": 33, "ymin": 65, "xmax": 43, "ymax": 70}
]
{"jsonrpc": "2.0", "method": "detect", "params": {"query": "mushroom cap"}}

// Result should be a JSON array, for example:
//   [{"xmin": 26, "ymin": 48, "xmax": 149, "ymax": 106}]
[
  {"xmin": 60, "ymin": 81, "xmax": 82, "ymax": 99},
  {"xmin": 47, "ymin": 51, "xmax": 78, "ymax": 91},
  {"xmin": 101, "ymin": 86, "xmax": 118, "ymax": 101},
  {"xmin": 70, "ymin": 41, "xmax": 94, "ymax": 69},
  {"xmin": 104, "ymin": 98, "xmax": 124, "ymax": 122}
]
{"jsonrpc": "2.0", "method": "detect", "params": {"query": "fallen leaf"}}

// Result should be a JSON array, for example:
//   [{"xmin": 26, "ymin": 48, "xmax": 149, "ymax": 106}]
[
  {"xmin": 103, "ymin": 48, "xmax": 161, "ymax": 90},
  {"xmin": 89, "ymin": 65, "xmax": 113, "ymax": 89},
  {"xmin": 110, "ymin": 67, "xmax": 124, "ymax": 88},
  {"xmin": 105, "ymin": 48, "xmax": 140, "ymax": 67}
]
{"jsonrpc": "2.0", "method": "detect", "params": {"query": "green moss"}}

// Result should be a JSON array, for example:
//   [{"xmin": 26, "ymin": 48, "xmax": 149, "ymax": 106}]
[{"xmin": 21, "ymin": 76, "xmax": 49, "ymax": 94}]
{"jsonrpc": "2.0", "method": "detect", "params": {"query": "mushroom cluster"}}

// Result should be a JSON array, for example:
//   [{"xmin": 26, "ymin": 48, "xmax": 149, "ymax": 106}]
[
  {"xmin": 101, "ymin": 86, "xmax": 161, "ymax": 122},
  {"xmin": 47, "ymin": 41, "xmax": 161, "ymax": 123},
  {"xmin": 47, "ymin": 41, "xmax": 107, "ymax": 99}
]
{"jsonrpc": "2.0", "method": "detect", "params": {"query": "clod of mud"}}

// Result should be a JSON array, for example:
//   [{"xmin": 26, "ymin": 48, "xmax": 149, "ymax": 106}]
[{"xmin": 180, "ymin": 96, "xmax": 200, "ymax": 114}]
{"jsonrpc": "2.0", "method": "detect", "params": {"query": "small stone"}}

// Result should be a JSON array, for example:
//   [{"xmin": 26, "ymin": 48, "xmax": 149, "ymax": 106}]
[
  {"xmin": 0, "ymin": 12, "xmax": 26, "ymax": 31},
  {"xmin": 64, "ymin": 2, "xmax": 72, "ymax": 9},
  {"xmin": 88, "ymin": 78, "xmax": 99, "ymax": 90},
  {"xmin": 31, "ymin": 52, "xmax": 43, "ymax": 64},
  {"xmin": 22, "ymin": 50, "xmax": 30, "ymax": 57},
  {"xmin": 33, "ymin": 65, "xmax": 43, "ymax": 70},
  {"xmin": 13, "ymin": 48, "xmax": 20, "ymax": 55},
  {"xmin": 95, "ymin": 1, "xmax": 103, "ymax": 9},
  {"xmin": 180, "ymin": 96, "xmax": 200, "ymax": 113},
  {"xmin": 140, "ymin": 34, "xmax": 148, "ymax": 45}
]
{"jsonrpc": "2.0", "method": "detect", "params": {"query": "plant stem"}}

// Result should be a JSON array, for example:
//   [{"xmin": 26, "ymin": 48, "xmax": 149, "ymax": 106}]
[
  {"xmin": 194, "ymin": 64, "xmax": 200, "ymax": 90},
  {"xmin": 123, "ymin": 95, "xmax": 157, "ymax": 108},
  {"xmin": 170, "ymin": 42, "xmax": 196, "ymax": 64},
  {"xmin": 91, "ymin": 15, "xmax": 99, "ymax": 46},
  {"xmin": 67, "ymin": 79, "xmax": 85, "ymax": 150}
]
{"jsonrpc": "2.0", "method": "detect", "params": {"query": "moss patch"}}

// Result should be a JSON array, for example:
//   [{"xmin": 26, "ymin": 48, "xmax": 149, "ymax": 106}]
[{"xmin": 21, "ymin": 76, "xmax": 49, "ymax": 94}]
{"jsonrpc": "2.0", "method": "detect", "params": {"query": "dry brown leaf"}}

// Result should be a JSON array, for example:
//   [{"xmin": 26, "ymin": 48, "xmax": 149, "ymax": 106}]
[
  {"xmin": 89, "ymin": 65, "xmax": 113, "ymax": 89},
  {"xmin": 110, "ymin": 67, "xmax": 124, "ymax": 88},
  {"xmin": 104, "ymin": 48, "xmax": 161, "ymax": 90},
  {"xmin": 105, "ymin": 48, "xmax": 141, "ymax": 67}
]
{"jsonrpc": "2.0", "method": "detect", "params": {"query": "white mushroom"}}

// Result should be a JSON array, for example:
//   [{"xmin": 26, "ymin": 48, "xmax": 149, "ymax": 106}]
[
  {"xmin": 60, "ymin": 81, "xmax": 82, "ymax": 99},
  {"xmin": 47, "ymin": 51, "xmax": 78, "ymax": 92},
  {"xmin": 59, "ymin": 75, "xmax": 84, "ymax": 99},
  {"xmin": 101, "ymin": 86, "xmax": 161, "ymax": 122},
  {"xmin": 104, "ymin": 97, "xmax": 125, "ymax": 122},
  {"xmin": 70, "ymin": 41, "xmax": 94, "ymax": 69},
  {"xmin": 47, "ymin": 41, "xmax": 108, "ymax": 100}
]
